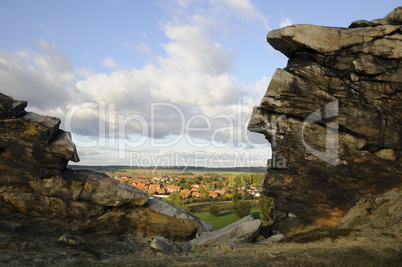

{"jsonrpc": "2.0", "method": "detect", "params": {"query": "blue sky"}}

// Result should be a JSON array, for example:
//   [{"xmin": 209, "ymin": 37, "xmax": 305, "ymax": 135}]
[{"xmin": 0, "ymin": 0, "xmax": 398, "ymax": 167}]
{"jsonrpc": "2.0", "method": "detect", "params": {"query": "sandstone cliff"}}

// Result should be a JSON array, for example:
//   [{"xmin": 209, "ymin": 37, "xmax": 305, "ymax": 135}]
[
  {"xmin": 249, "ymin": 7, "xmax": 402, "ymax": 232},
  {"xmin": 0, "ymin": 92, "xmax": 209, "ymax": 240}
]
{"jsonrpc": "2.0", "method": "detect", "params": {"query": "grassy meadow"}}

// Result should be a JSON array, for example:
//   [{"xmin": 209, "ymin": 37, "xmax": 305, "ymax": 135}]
[{"xmin": 194, "ymin": 208, "xmax": 260, "ymax": 230}]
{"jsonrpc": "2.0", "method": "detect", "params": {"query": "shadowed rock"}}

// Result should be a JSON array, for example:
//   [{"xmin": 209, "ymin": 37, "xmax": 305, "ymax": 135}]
[
  {"xmin": 150, "ymin": 237, "xmax": 179, "ymax": 254},
  {"xmin": 183, "ymin": 215, "xmax": 261, "ymax": 251},
  {"xmin": 249, "ymin": 7, "xmax": 402, "ymax": 233}
]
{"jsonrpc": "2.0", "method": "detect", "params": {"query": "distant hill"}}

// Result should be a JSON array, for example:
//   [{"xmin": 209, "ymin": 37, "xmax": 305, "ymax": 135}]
[{"xmin": 67, "ymin": 165, "xmax": 266, "ymax": 173}]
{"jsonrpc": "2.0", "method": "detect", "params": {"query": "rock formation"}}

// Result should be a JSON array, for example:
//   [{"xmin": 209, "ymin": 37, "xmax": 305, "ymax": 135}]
[
  {"xmin": 249, "ymin": 7, "xmax": 402, "ymax": 232},
  {"xmin": 182, "ymin": 215, "xmax": 261, "ymax": 251},
  {"xmin": 0, "ymin": 92, "xmax": 210, "ymax": 240},
  {"xmin": 339, "ymin": 186, "xmax": 402, "ymax": 228}
]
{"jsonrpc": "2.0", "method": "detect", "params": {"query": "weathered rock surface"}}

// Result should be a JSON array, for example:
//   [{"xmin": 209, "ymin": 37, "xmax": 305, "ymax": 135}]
[
  {"xmin": 150, "ymin": 237, "xmax": 179, "ymax": 254},
  {"xmin": 0, "ymin": 92, "xmax": 79, "ymax": 183},
  {"xmin": 339, "ymin": 186, "xmax": 402, "ymax": 228},
  {"xmin": 82, "ymin": 207, "xmax": 200, "ymax": 239},
  {"xmin": 58, "ymin": 233, "xmax": 86, "ymax": 246},
  {"xmin": 249, "ymin": 7, "xmax": 402, "ymax": 232},
  {"xmin": 27, "ymin": 169, "xmax": 148, "ymax": 207},
  {"xmin": 0, "ymin": 93, "xmax": 208, "ymax": 240},
  {"xmin": 217, "ymin": 241, "xmax": 243, "ymax": 251},
  {"xmin": 182, "ymin": 215, "xmax": 261, "ymax": 251},
  {"xmin": 146, "ymin": 198, "xmax": 213, "ymax": 232},
  {"xmin": 256, "ymin": 233, "xmax": 285, "ymax": 244}
]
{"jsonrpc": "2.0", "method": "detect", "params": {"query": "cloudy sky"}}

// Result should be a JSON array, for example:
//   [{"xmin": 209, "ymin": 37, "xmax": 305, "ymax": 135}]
[{"xmin": 0, "ymin": 0, "xmax": 397, "ymax": 167}]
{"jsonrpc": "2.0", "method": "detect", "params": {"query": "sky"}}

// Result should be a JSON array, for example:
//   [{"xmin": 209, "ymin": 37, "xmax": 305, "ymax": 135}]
[{"xmin": 0, "ymin": 0, "xmax": 398, "ymax": 168}]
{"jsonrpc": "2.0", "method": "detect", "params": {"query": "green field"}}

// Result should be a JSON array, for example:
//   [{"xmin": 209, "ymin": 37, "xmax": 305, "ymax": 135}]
[{"xmin": 194, "ymin": 208, "xmax": 260, "ymax": 230}]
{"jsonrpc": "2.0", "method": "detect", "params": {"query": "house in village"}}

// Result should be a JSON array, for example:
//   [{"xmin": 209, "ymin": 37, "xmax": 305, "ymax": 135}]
[
  {"xmin": 148, "ymin": 184, "xmax": 165, "ymax": 195},
  {"xmin": 192, "ymin": 191, "xmax": 202, "ymax": 198},
  {"xmin": 180, "ymin": 189, "xmax": 192, "ymax": 198},
  {"xmin": 134, "ymin": 183, "xmax": 148, "ymax": 191},
  {"xmin": 164, "ymin": 185, "xmax": 181, "ymax": 193},
  {"xmin": 117, "ymin": 176, "xmax": 131, "ymax": 183},
  {"xmin": 214, "ymin": 189, "xmax": 227, "ymax": 196},
  {"xmin": 208, "ymin": 191, "xmax": 219, "ymax": 198}
]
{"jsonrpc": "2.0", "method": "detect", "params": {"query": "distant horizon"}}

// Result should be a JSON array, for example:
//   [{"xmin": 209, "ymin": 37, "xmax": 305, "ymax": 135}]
[{"xmin": 68, "ymin": 164, "xmax": 266, "ymax": 173}]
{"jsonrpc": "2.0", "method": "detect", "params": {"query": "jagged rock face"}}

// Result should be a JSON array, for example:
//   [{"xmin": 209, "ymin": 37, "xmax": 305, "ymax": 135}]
[
  {"xmin": 0, "ymin": 92, "xmax": 79, "ymax": 183},
  {"xmin": 339, "ymin": 185, "xmax": 402, "ymax": 228},
  {"xmin": 249, "ymin": 7, "xmax": 402, "ymax": 232},
  {"xmin": 0, "ymin": 93, "xmax": 207, "ymax": 240}
]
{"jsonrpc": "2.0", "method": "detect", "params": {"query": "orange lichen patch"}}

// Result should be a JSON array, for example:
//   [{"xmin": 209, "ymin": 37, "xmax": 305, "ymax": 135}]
[
  {"xmin": 282, "ymin": 176, "xmax": 294, "ymax": 186},
  {"xmin": 22, "ymin": 125, "xmax": 39, "ymax": 137},
  {"xmin": 313, "ymin": 209, "xmax": 344, "ymax": 227}
]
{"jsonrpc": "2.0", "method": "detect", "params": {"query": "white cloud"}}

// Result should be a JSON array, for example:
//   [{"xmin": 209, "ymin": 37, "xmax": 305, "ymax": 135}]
[
  {"xmin": 134, "ymin": 41, "xmax": 152, "ymax": 55},
  {"xmin": 0, "ymin": 39, "xmax": 75, "ymax": 110},
  {"xmin": 103, "ymin": 57, "xmax": 118, "ymax": 69},
  {"xmin": 211, "ymin": 0, "xmax": 267, "ymax": 23},
  {"xmin": 113, "ymin": 34, "xmax": 152, "ymax": 56},
  {"xmin": 160, "ymin": 22, "xmax": 234, "ymax": 75},
  {"xmin": 113, "ymin": 33, "xmax": 130, "ymax": 49},
  {"xmin": 280, "ymin": 17, "xmax": 294, "ymax": 28},
  {"xmin": 67, "ymin": 12, "xmax": 249, "ymax": 142},
  {"xmin": 39, "ymin": 22, "xmax": 53, "ymax": 36},
  {"xmin": 1, "ymin": 1, "xmax": 271, "ymax": 165}
]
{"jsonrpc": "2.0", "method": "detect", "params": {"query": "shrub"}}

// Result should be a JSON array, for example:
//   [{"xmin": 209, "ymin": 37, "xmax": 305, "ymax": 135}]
[
  {"xmin": 258, "ymin": 195, "xmax": 274, "ymax": 221},
  {"xmin": 232, "ymin": 200, "xmax": 252, "ymax": 218},
  {"xmin": 208, "ymin": 205, "xmax": 220, "ymax": 217},
  {"xmin": 167, "ymin": 191, "xmax": 182, "ymax": 207}
]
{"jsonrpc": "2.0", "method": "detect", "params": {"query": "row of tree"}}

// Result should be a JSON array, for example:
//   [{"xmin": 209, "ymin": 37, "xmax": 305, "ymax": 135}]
[
  {"xmin": 208, "ymin": 195, "xmax": 274, "ymax": 221},
  {"xmin": 170, "ymin": 173, "xmax": 265, "ymax": 190}
]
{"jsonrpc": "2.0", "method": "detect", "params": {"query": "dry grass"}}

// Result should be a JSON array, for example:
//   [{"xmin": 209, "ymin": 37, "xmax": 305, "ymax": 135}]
[
  {"xmin": 0, "ymin": 212, "xmax": 401, "ymax": 267},
  {"xmin": 281, "ymin": 227, "xmax": 355, "ymax": 243}
]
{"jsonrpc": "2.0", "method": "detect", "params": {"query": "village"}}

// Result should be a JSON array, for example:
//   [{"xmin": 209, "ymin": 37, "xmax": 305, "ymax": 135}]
[{"xmin": 112, "ymin": 172, "xmax": 262, "ymax": 201}]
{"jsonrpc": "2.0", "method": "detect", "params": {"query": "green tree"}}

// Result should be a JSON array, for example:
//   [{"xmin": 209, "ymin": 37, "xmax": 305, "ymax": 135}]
[
  {"xmin": 253, "ymin": 173, "xmax": 265, "ymax": 186},
  {"xmin": 179, "ymin": 182, "xmax": 190, "ymax": 189},
  {"xmin": 227, "ymin": 176, "xmax": 235, "ymax": 184},
  {"xmin": 208, "ymin": 205, "xmax": 220, "ymax": 217},
  {"xmin": 199, "ymin": 187, "xmax": 209, "ymax": 199},
  {"xmin": 167, "ymin": 191, "xmax": 182, "ymax": 207},
  {"xmin": 208, "ymin": 182, "xmax": 215, "ymax": 190},
  {"xmin": 235, "ymin": 175, "xmax": 242, "ymax": 187},
  {"xmin": 247, "ymin": 173, "xmax": 254, "ymax": 185},
  {"xmin": 258, "ymin": 195, "xmax": 274, "ymax": 221},
  {"xmin": 232, "ymin": 200, "xmax": 252, "ymax": 218},
  {"xmin": 224, "ymin": 189, "xmax": 233, "ymax": 200},
  {"xmin": 232, "ymin": 189, "xmax": 239, "ymax": 203}
]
